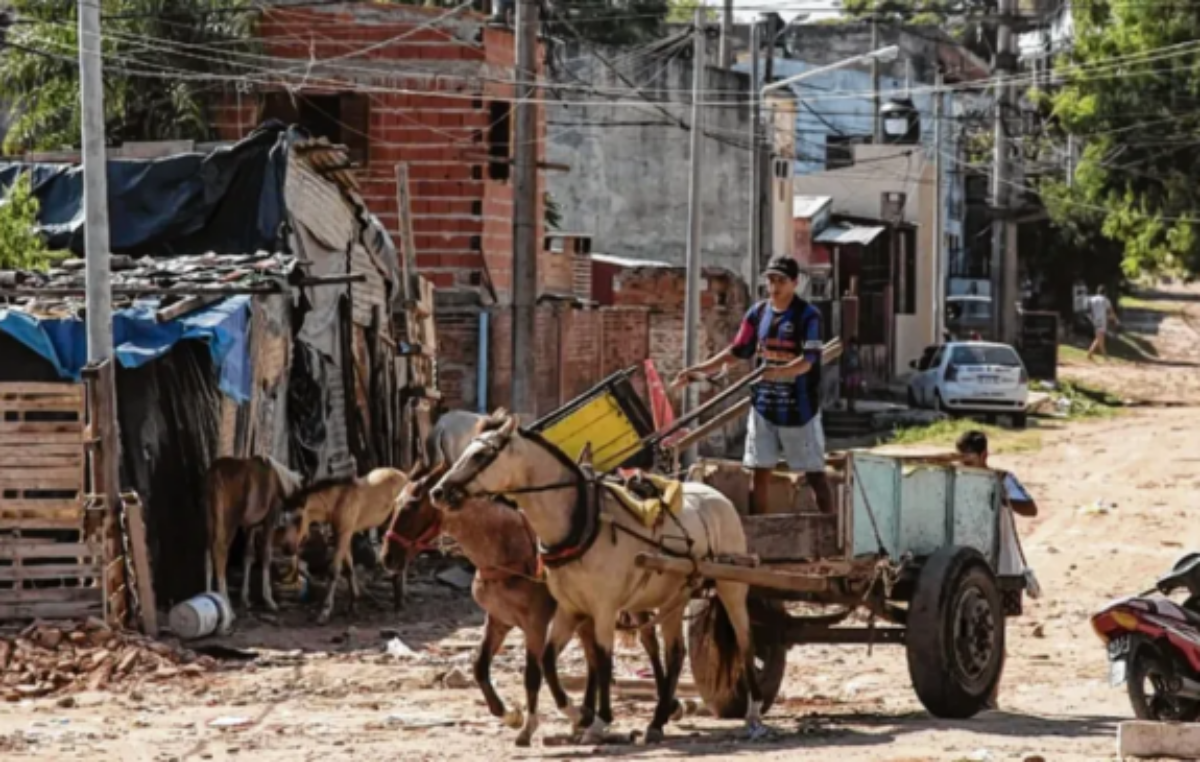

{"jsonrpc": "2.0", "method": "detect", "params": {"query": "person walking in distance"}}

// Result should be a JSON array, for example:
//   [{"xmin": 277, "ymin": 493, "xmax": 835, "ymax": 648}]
[
  {"xmin": 1087, "ymin": 285, "xmax": 1119, "ymax": 361},
  {"xmin": 672, "ymin": 255, "xmax": 833, "ymax": 516}
]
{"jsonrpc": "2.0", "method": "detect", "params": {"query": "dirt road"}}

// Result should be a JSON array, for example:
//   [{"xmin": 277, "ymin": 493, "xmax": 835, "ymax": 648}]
[{"xmin": 3, "ymin": 291, "xmax": 1198, "ymax": 761}]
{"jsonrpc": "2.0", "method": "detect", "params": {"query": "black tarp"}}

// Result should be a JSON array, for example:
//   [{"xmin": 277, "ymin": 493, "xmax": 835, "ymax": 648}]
[{"xmin": 0, "ymin": 122, "xmax": 293, "ymax": 257}]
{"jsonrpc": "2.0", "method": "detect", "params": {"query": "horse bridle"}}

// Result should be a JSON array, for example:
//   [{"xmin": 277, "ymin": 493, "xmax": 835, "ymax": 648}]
[{"xmin": 444, "ymin": 428, "xmax": 580, "ymax": 503}]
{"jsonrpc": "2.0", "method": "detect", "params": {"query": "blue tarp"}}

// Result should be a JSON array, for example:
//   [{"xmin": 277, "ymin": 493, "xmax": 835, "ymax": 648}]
[
  {"xmin": 0, "ymin": 123, "xmax": 291, "ymax": 257},
  {"xmin": 0, "ymin": 296, "xmax": 252, "ymax": 402}
]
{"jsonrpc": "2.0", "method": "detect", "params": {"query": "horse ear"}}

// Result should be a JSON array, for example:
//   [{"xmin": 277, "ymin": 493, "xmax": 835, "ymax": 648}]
[
  {"xmin": 499, "ymin": 414, "xmax": 519, "ymax": 438},
  {"xmin": 576, "ymin": 442, "xmax": 593, "ymax": 467}
]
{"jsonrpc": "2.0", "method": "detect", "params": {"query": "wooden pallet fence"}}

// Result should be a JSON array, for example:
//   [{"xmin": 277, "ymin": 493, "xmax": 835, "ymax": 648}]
[{"xmin": 0, "ymin": 382, "xmax": 103, "ymax": 622}]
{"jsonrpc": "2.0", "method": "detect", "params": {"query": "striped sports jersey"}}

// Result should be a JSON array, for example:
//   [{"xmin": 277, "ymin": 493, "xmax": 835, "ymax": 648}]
[{"xmin": 731, "ymin": 297, "xmax": 823, "ymax": 427}]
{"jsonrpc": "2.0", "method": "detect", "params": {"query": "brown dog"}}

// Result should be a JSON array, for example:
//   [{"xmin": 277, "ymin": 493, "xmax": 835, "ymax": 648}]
[{"xmin": 204, "ymin": 456, "xmax": 304, "ymax": 621}]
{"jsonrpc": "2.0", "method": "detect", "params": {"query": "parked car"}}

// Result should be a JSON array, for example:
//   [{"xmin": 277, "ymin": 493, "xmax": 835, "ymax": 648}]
[
  {"xmin": 907, "ymin": 341, "xmax": 1030, "ymax": 427},
  {"xmin": 945, "ymin": 295, "xmax": 993, "ymax": 341}
]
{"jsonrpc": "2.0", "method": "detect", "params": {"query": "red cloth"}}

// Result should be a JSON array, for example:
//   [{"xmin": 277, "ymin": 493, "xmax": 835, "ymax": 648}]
[{"xmin": 644, "ymin": 359, "xmax": 688, "ymax": 449}]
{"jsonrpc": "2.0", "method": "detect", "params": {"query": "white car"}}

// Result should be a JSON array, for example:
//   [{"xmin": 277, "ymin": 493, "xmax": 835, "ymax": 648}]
[{"xmin": 907, "ymin": 341, "xmax": 1030, "ymax": 427}]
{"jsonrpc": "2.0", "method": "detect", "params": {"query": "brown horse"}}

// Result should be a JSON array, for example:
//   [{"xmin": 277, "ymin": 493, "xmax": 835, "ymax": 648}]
[
  {"xmin": 287, "ymin": 467, "xmax": 408, "ymax": 624},
  {"xmin": 380, "ymin": 464, "xmax": 681, "ymax": 746},
  {"xmin": 204, "ymin": 456, "xmax": 304, "ymax": 623}
]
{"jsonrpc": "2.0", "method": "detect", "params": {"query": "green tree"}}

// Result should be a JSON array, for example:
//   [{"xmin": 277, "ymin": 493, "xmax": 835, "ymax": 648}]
[
  {"xmin": 0, "ymin": 0, "xmax": 257, "ymax": 155},
  {"xmin": 0, "ymin": 173, "xmax": 65, "ymax": 271},
  {"xmin": 1046, "ymin": 0, "xmax": 1200, "ymax": 276}
]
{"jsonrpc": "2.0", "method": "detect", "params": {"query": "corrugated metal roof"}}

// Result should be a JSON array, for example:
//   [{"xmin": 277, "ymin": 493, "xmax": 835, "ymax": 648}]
[
  {"xmin": 814, "ymin": 223, "xmax": 886, "ymax": 246},
  {"xmin": 793, "ymin": 195, "xmax": 832, "ymax": 219},
  {"xmin": 590, "ymin": 253, "xmax": 674, "ymax": 269}
]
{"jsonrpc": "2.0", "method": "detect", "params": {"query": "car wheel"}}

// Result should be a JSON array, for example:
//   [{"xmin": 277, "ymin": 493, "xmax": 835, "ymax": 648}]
[
  {"xmin": 907, "ymin": 387, "xmax": 918, "ymax": 408},
  {"xmin": 934, "ymin": 391, "xmax": 947, "ymax": 415}
]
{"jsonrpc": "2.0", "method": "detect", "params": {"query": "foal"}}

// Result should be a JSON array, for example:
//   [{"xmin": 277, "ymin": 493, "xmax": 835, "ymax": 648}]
[
  {"xmin": 204, "ymin": 455, "xmax": 304, "ymax": 618},
  {"xmin": 287, "ymin": 467, "xmax": 408, "ymax": 624},
  {"xmin": 381, "ymin": 465, "xmax": 682, "ymax": 746}
]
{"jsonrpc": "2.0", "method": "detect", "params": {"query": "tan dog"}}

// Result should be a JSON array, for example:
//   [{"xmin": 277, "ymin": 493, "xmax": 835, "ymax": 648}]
[
  {"xmin": 289, "ymin": 467, "xmax": 409, "ymax": 624},
  {"xmin": 204, "ymin": 456, "xmax": 304, "ymax": 622}
]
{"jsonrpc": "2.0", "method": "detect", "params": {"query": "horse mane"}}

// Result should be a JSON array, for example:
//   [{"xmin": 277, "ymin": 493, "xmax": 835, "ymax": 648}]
[{"xmin": 262, "ymin": 455, "xmax": 303, "ymax": 498}]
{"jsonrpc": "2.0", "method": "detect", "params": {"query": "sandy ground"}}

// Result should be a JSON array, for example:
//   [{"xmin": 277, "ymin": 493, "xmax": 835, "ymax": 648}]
[{"xmin": 3, "ymin": 289, "xmax": 1200, "ymax": 762}]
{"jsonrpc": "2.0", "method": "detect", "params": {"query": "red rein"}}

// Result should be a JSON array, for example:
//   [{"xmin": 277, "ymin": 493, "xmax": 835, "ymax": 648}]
[{"xmin": 386, "ymin": 520, "xmax": 442, "ymax": 554}]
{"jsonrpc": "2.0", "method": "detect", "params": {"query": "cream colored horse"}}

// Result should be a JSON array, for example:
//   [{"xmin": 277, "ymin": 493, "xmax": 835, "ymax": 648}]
[{"xmin": 431, "ymin": 411, "xmax": 764, "ymax": 744}]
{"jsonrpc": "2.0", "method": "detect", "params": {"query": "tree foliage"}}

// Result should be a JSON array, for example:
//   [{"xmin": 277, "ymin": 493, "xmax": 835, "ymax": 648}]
[
  {"xmin": 1045, "ymin": 0, "xmax": 1200, "ymax": 276},
  {"xmin": 0, "ymin": 0, "xmax": 257, "ymax": 155},
  {"xmin": 0, "ymin": 173, "xmax": 64, "ymax": 271}
]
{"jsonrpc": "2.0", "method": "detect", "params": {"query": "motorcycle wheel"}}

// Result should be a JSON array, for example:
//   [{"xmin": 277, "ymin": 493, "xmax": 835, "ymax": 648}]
[{"xmin": 1127, "ymin": 643, "xmax": 1200, "ymax": 722}]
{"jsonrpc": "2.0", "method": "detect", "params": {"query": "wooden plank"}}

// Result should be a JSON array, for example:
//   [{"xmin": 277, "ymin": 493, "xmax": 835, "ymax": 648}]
[
  {"xmin": 744, "ymin": 514, "xmax": 841, "ymax": 562},
  {"xmin": 0, "ymin": 499, "xmax": 86, "ymax": 513},
  {"xmin": 0, "ymin": 432, "xmax": 87, "ymax": 445},
  {"xmin": 0, "ymin": 563, "xmax": 101, "ymax": 581},
  {"xmin": 123, "ymin": 494, "xmax": 158, "ymax": 636},
  {"xmin": 0, "ymin": 453, "xmax": 85, "ymax": 468},
  {"xmin": 0, "ymin": 601, "xmax": 102, "ymax": 621},
  {"xmin": 0, "ymin": 517, "xmax": 83, "ymax": 530},
  {"xmin": 0, "ymin": 396, "xmax": 85, "ymax": 411},
  {"xmin": 0, "ymin": 587, "xmax": 103, "ymax": 604},
  {"xmin": 0, "ymin": 542, "xmax": 100, "ymax": 560},
  {"xmin": 0, "ymin": 423, "xmax": 84, "ymax": 437},
  {"xmin": 0, "ymin": 442, "xmax": 87, "ymax": 455},
  {"xmin": 0, "ymin": 382, "xmax": 85, "ymax": 397},
  {"xmin": 635, "ymin": 552, "xmax": 831, "ymax": 593},
  {"xmin": 395, "ymin": 163, "xmax": 418, "ymax": 310}
]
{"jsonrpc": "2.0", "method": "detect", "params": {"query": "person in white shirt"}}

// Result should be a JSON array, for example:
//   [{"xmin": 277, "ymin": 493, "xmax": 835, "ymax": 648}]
[
  {"xmin": 1087, "ymin": 285, "xmax": 1119, "ymax": 361},
  {"xmin": 956, "ymin": 430, "xmax": 1042, "ymax": 709}
]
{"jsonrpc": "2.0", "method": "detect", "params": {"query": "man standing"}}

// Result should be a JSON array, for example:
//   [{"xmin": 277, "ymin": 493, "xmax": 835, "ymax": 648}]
[
  {"xmin": 672, "ymin": 255, "xmax": 833, "ymax": 516},
  {"xmin": 955, "ymin": 429, "xmax": 1041, "ymax": 710},
  {"xmin": 1087, "ymin": 285, "xmax": 1119, "ymax": 361}
]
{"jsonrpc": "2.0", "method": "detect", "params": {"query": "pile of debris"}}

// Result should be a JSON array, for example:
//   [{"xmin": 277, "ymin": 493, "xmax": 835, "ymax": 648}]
[{"xmin": 0, "ymin": 618, "xmax": 217, "ymax": 701}]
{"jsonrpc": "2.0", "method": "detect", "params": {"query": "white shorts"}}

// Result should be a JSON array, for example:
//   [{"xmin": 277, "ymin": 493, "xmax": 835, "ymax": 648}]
[{"xmin": 744, "ymin": 409, "xmax": 826, "ymax": 473}]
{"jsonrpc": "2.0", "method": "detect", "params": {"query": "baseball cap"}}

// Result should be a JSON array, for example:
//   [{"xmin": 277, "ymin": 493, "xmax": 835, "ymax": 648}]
[{"xmin": 762, "ymin": 255, "xmax": 800, "ymax": 281}]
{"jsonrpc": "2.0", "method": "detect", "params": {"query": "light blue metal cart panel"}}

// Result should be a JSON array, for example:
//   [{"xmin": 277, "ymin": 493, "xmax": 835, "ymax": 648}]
[{"xmin": 850, "ymin": 453, "xmax": 1000, "ymax": 566}]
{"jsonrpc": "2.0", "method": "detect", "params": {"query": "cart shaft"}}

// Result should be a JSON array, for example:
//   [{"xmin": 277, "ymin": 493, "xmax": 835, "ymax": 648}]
[{"xmin": 635, "ymin": 552, "xmax": 831, "ymax": 594}]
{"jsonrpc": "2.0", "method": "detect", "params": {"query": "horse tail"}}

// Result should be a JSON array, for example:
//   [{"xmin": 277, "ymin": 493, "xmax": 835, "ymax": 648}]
[{"xmin": 705, "ymin": 596, "xmax": 743, "ymax": 695}]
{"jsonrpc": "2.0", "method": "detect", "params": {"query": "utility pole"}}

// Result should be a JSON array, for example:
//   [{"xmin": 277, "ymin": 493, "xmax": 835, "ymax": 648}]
[
  {"xmin": 871, "ymin": 2, "xmax": 882, "ymax": 143},
  {"xmin": 747, "ymin": 20, "xmax": 761, "ymax": 292},
  {"xmin": 719, "ymin": 0, "xmax": 733, "ymax": 69},
  {"xmin": 991, "ymin": 0, "xmax": 1016, "ymax": 342},
  {"xmin": 759, "ymin": 13, "xmax": 775, "ymax": 265},
  {"xmin": 932, "ymin": 65, "xmax": 944, "ymax": 342},
  {"xmin": 511, "ymin": 0, "xmax": 539, "ymax": 419},
  {"xmin": 682, "ymin": 8, "xmax": 707, "ymax": 465},
  {"xmin": 79, "ymin": 0, "xmax": 113, "ymax": 364}
]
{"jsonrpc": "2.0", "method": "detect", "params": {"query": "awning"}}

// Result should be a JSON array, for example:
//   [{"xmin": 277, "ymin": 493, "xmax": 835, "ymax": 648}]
[{"xmin": 814, "ymin": 223, "xmax": 886, "ymax": 246}]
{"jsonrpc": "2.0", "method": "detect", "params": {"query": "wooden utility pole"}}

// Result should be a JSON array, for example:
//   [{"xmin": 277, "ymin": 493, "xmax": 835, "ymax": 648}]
[
  {"xmin": 932, "ymin": 66, "xmax": 944, "ymax": 341},
  {"xmin": 79, "ymin": 0, "xmax": 113, "ymax": 365},
  {"xmin": 871, "ymin": 2, "xmax": 882, "ymax": 143},
  {"xmin": 511, "ymin": 0, "xmax": 539, "ymax": 419},
  {"xmin": 682, "ymin": 8, "xmax": 707, "ymax": 466}
]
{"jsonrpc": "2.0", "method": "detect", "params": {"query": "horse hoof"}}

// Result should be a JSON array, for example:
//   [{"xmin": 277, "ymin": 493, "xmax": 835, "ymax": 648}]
[
  {"xmin": 642, "ymin": 726, "xmax": 665, "ymax": 745},
  {"xmin": 562, "ymin": 704, "xmax": 583, "ymax": 728},
  {"xmin": 744, "ymin": 721, "xmax": 768, "ymax": 742},
  {"xmin": 514, "ymin": 714, "xmax": 539, "ymax": 747},
  {"xmin": 263, "ymin": 600, "xmax": 279, "ymax": 614},
  {"xmin": 580, "ymin": 718, "xmax": 609, "ymax": 746},
  {"xmin": 316, "ymin": 611, "xmax": 332, "ymax": 626},
  {"xmin": 670, "ymin": 701, "xmax": 684, "ymax": 722},
  {"xmin": 502, "ymin": 708, "xmax": 524, "ymax": 730}
]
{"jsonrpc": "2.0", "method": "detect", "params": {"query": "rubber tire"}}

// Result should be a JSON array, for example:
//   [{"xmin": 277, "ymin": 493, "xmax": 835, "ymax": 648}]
[
  {"xmin": 1011, "ymin": 412, "xmax": 1028, "ymax": 430},
  {"xmin": 905, "ymin": 546, "xmax": 1005, "ymax": 719},
  {"xmin": 687, "ymin": 598, "xmax": 787, "ymax": 719},
  {"xmin": 933, "ymin": 391, "xmax": 947, "ymax": 415},
  {"xmin": 907, "ymin": 387, "xmax": 919, "ymax": 408},
  {"xmin": 1127, "ymin": 642, "xmax": 1200, "ymax": 722}
]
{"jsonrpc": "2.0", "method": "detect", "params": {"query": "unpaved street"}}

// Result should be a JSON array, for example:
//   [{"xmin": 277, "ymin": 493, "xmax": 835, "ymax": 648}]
[{"xmin": 2, "ymin": 290, "xmax": 1198, "ymax": 761}]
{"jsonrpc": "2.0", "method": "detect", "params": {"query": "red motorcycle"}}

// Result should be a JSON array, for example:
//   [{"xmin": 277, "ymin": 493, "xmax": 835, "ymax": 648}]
[{"xmin": 1092, "ymin": 553, "xmax": 1200, "ymax": 721}]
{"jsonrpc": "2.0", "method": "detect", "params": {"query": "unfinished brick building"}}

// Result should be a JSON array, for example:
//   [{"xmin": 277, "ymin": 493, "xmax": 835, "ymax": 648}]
[{"xmin": 210, "ymin": 2, "xmax": 546, "ymax": 298}]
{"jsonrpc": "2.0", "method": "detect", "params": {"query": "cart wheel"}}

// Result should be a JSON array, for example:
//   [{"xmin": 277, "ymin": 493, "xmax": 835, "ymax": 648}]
[
  {"xmin": 905, "ymin": 545, "xmax": 1005, "ymax": 719},
  {"xmin": 687, "ymin": 598, "xmax": 787, "ymax": 719}
]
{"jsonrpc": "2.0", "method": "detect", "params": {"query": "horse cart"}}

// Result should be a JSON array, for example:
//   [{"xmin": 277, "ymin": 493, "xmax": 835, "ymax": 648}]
[{"xmin": 526, "ymin": 354, "xmax": 1025, "ymax": 721}]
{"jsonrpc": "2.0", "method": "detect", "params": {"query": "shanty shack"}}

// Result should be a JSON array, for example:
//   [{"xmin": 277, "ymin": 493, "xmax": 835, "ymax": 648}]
[{"xmin": 0, "ymin": 124, "xmax": 428, "ymax": 612}]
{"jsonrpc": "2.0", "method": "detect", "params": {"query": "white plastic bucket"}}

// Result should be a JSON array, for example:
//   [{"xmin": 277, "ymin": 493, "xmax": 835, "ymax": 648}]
[{"xmin": 169, "ymin": 593, "xmax": 233, "ymax": 639}]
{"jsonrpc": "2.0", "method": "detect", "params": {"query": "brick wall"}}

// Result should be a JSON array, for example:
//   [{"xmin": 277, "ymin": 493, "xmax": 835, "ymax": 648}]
[
  {"xmin": 434, "ymin": 311, "xmax": 481, "ymax": 410},
  {"xmin": 209, "ymin": 5, "xmax": 547, "ymax": 300}
]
